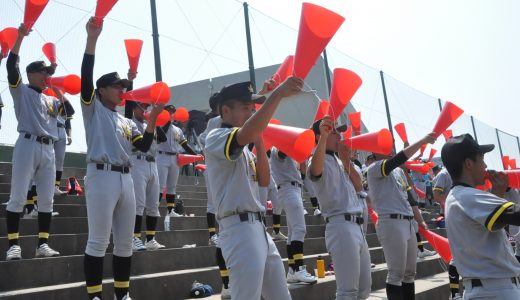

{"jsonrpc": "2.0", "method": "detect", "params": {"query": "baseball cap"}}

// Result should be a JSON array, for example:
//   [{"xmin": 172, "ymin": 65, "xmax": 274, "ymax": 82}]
[
  {"xmin": 441, "ymin": 134, "xmax": 494, "ymax": 170},
  {"xmin": 96, "ymin": 72, "xmax": 130, "ymax": 89},
  {"xmin": 219, "ymin": 81, "xmax": 265, "ymax": 104},
  {"xmin": 26, "ymin": 61, "xmax": 54, "ymax": 75},
  {"xmin": 209, "ymin": 92, "xmax": 221, "ymax": 111},
  {"xmin": 311, "ymin": 119, "xmax": 345, "ymax": 136}
]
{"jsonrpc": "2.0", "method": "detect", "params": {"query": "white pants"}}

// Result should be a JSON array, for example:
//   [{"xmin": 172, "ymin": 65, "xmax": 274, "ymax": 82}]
[
  {"xmin": 84, "ymin": 164, "xmax": 136, "ymax": 257},
  {"xmin": 7, "ymin": 134, "xmax": 55, "ymax": 213},
  {"xmin": 325, "ymin": 216, "xmax": 371, "ymax": 300},
  {"xmin": 219, "ymin": 214, "xmax": 291, "ymax": 300},
  {"xmin": 204, "ymin": 171, "xmax": 216, "ymax": 214},
  {"xmin": 376, "ymin": 217, "xmax": 417, "ymax": 286},
  {"xmin": 130, "ymin": 157, "xmax": 160, "ymax": 217},
  {"xmin": 510, "ymin": 225, "xmax": 520, "ymax": 256},
  {"xmin": 303, "ymin": 175, "xmax": 317, "ymax": 198},
  {"xmin": 463, "ymin": 278, "xmax": 520, "ymax": 300},
  {"xmin": 54, "ymin": 137, "xmax": 66, "ymax": 172},
  {"xmin": 157, "ymin": 154, "xmax": 180, "ymax": 194},
  {"xmin": 279, "ymin": 185, "xmax": 306, "ymax": 243}
]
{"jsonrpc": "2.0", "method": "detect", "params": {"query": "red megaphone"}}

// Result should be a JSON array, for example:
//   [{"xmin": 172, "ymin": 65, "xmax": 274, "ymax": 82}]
[
  {"xmin": 173, "ymin": 107, "xmax": 189, "ymax": 122},
  {"xmin": 293, "ymin": 3, "xmax": 344, "ymax": 79},
  {"xmin": 348, "ymin": 111, "xmax": 361, "ymax": 135},
  {"xmin": 177, "ymin": 154, "xmax": 204, "ymax": 167},
  {"xmin": 271, "ymin": 55, "xmax": 294, "ymax": 87},
  {"xmin": 442, "ymin": 129, "xmax": 453, "ymax": 141},
  {"xmin": 433, "ymin": 101, "xmax": 464, "ymax": 138},
  {"xmin": 143, "ymin": 110, "xmax": 170, "ymax": 127},
  {"xmin": 342, "ymin": 128, "xmax": 393, "ymax": 155},
  {"xmin": 394, "ymin": 123, "xmax": 408, "ymax": 143},
  {"xmin": 510, "ymin": 159, "xmax": 517, "ymax": 170},
  {"xmin": 120, "ymin": 82, "xmax": 170, "ymax": 105},
  {"xmin": 46, "ymin": 74, "xmax": 81, "ymax": 95},
  {"xmin": 404, "ymin": 162, "xmax": 431, "ymax": 174},
  {"xmin": 263, "ymin": 124, "xmax": 315, "ymax": 163},
  {"xmin": 502, "ymin": 156, "xmax": 510, "ymax": 170},
  {"xmin": 327, "ymin": 68, "xmax": 362, "ymax": 122},
  {"xmin": 0, "ymin": 27, "xmax": 18, "ymax": 57},
  {"xmin": 124, "ymin": 39, "xmax": 143, "ymax": 73},
  {"xmin": 418, "ymin": 227, "xmax": 452, "ymax": 263},
  {"xmin": 505, "ymin": 170, "xmax": 520, "ymax": 189},
  {"xmin": 195, "ymin": 164, "xmax": 207, "ymax": 172},
  {"xmin": 342, "ymin": 126, "xmax": 353, "ymax": 140},
  {"xmin": 95, "ymin": 0, "xmax": 119, "ymax": 26},
  {"xmin": 313, "ymin": 100, "xmax": 329, "ymax": 122},
  {"xmin": 42, "ymin": 88, "xmax": 58, "ymax": 98},
  {"xmin": 368, "ymin": 207, "xmax": 378, "ymax": 225},
  {"xmin": 42, "ymin": 42, "xmax": 56, "ymax": 64},
  {"xmin": 24, "ymin": 0, "xmax": 50, "ymax": 31},
  {"xmin": 414, "ymin": 186, "xmax": 426, "ymax": 199},
  {"xmin": 428, "ymin": 148, "xmax": 437, "ymax": 162},
  {"xmin": 419, "ymin": 144, "xmax": 427, "ymax": 157}
]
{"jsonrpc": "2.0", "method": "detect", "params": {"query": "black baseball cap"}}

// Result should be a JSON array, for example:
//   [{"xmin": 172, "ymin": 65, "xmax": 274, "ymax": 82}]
[
  {"xmin": 96, "ymin": 72, "xmax": 130, "ymax": 89},
  {"xmin": 26, "ymin": 61, "xmax": 54, "ymax": 75},
  {"xmin": 441, "ymin": 134, "xmax": 494, "ymax": 170},
  {"xmin": 219, "ymin": 82, "xmax": 265, "ymax": 104},
  {"xmin": 311, "ymin": 119, "xmax": 346, "ymax": 135},
  {"xmin": 209, "ymin": 92, "xmax": 221, "ymax": 111}
]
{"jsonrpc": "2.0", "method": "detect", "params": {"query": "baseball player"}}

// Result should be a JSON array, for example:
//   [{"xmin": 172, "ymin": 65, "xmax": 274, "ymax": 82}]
[
  {"xmin": 443, "ymin": 134, "xmax": 520, "ymax": 299},
  {"xmin": 432, "ymin": 165, "xmax": 460, "ymax": 299},
  {"xmin": 205, "ymin": 78, "xmax": 303, "ymax": 299},
  {"xmin": 157, "ymin": 105, "xmax": 197, "ymax": 217},
  {"xmin": 302, "ymin": 159, "xmax": 321, "ymax": 216},
  {"xmin": 4, "ymin": 24, "xmax": 63, "ymax": 261},
  {"xmin": 367, "ymin": 132, "xmax": 436, "ymax": 299},
  {"xmin": 308, "ymin": 116, "xmax": 371, "ymax": 299},
  {"xmin": 53, "ymin": 88, "xmax": 75, "ymax": 195},
  {"xmin": 130, "ymin": 97, "xmax": 167, "ymax": 252},
  {"xmin": 270, "ymin": 146, "xmax": 317, "ymax": 284},
  {"xmin": 265, "ymin": 159, "xmax": 285, "ymax": 241},
  {"xmin": 505, "ymin": 188, "xmax": 520, "ymax": 263},
  {"xmin": 81, "ymin": 18, "xmax": 162, "ymax": 300}
]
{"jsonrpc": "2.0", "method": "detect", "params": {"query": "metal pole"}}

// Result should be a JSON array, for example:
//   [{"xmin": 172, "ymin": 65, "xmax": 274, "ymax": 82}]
[
  {"xmin": 470, "ymin": 116, "xmax": 478, "ymax": 143},
  {"xmin": 517, "ymin": 136, "xmax": 520, "ymax": 157},
  {"xmin": 322, "ymin": 48, "xmax": 332, "ymax": 95},
  {"xmin": 379, "ymin": 71, "xmax": 396, "ymax": 152},
  {"xmin": 437, "ymin": 98, "xmax": 443, "ymax": 112},
  {"xmin": 150, "ymin": 0, "xmax": 162, "ymax": 81},
  {"xmin": 496, "ymin": 129, "xmax": 505, "ymax": 161},
  {"xmin": 243, "ymin": 2, "xmax": 257, "ymax": 92}
]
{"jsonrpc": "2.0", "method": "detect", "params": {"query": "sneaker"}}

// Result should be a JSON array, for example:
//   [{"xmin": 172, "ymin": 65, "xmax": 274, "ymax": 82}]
[
  {"xmin": 6, "ymin": 245, "xmax": 22, "ymax": 260},
  {"xmin": 54, "ymin": 186, "xmax": 67, "ymax": 196},
  {"xmin": 132, "ymin": 237, "xmax": 146, "ymax": 252},
  {"xmin": 51, "ymin": 211, "xmax": 59, "ymax": 217},
  {"xmin": 451, "ymin": 293, "xmax": 462, "ymax": 300},
  {"xmin": 23, "ymin": 209, "xmax": 39, "ymax": 219},
  {"xmin": 169, "ymin": 210, "xmax": 183, "ymax": 217},
  {"xmin": 272, "ymin": 231, "xmax": 287, "ymax": 241},
  {"xmin": 292, "ymin": 265, "xmax": 317, "ymax": 284},
  {"xmin": 145, "ymin": 239, "xmax": 165, "ymax": 251},
  {"xmin": 303, "ymin": 208, "xmax": 309, "ymax": 215},
  {"xmin": 35, "ymin": 243, "xmax": 60, "ymax": 257},
  {"xmin": 209, "ymin": 234, "xmax": 219, "ymax": 246},
  {"xmin": 418, "ymin": 249, "xmax": 437, "ymax": 258},
  {"xmin": 371, "ymin": 263, "xmax": 376, "ymax": 268},
  {"xmin": 313, "ymin": 208, "xmax": 322, "ymax": 216},
  {"xmin": 286, "ymin": 268, "xmax": 298, "ymax": 283},
  {"xmin": 114, "ymin": 293, "xmax": 132, "ymax": 300},
  {"xmin": 220, "ymin": 285, "xmax": 231, "ymax": 299}
]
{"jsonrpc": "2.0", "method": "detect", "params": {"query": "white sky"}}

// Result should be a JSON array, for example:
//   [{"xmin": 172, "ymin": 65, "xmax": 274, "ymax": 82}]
[{"xmin": 1, "ymin": 0, "xmax": 519, "ymax": 166}]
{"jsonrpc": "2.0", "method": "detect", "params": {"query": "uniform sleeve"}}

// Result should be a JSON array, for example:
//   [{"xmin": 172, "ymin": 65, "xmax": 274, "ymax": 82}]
[
  {"xmin": 6, "ymin": 52, "xmax": 22, "ymax": 88},
  {"xmin": 433, "ymin": 173, "xmax": 448, "ymax": 194},
  {"xmin": 367, "ymin": 160, "xmax": 385, "ymax": 179},
  {"xmin": 131, "ymin": 120, "xmax": 153, "ymax": 153},
  {"xmin": 80, "ymin": 54, "xmax": 95, "ymax": 121},
  {"xmin": 206, "ymin": 127, "xmax": 243, "ymax": 161},
  {"xmin": 462, "ymin": 190, "xmax": 515, "ymax": 232}
]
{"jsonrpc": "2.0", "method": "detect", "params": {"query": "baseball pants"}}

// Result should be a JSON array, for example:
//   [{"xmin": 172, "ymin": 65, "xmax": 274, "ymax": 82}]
[
  {"xmin": 54, "ymin": 137, "xmax": 66, "ymax": 172},
  {"xmin": 279, "ymin": 185, "xmax": 306, "ymax": 243},
  {"xmin": 303, "ymin": 175, "xmax": 317, "ymax": 198},
  {"xmin": 130, "ymin": 157, "xmax": 160, "ymax": 217},
  {"xmin": 376, "ymin": 217, "xmax": 417, "ymax": 286},
  {"xmin": 7, "ymin": 134, "xmax": 55, "ymax": 213},
  {"xmin": 325, "ymin": 215, "xmax": 371, "ymax": 300},
  {"xmin": 463, "ymin": 278, "xmax": 520, "ymax": 299},
  {"xmin": 157, "ymin": 153, "xmax": 180, "ymax": 194},
  {"xmin": 84, "ymin": 163, "xmax": 136, "ymax": 257},
  {"xmin": 204, "ymin": 171, "xmax": 216, "ymax": 214},
  {"xmin": 510, "ymin": 225, "xmax": 520, "ymax": 257},
  {"xmin": 219, "ymin": 213, "xmax": 291, "ymax": 300}
]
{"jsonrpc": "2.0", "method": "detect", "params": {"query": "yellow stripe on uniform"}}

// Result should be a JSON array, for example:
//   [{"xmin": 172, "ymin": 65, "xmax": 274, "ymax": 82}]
[
  {"xmin": 8, "ymin": 233, "xmax": 19, "ymax": 240},
  {"xmin": 9, "ymin": 76, "xmax": 21, "ymax": 88},
  {"xmin": 26, "ymin": 199, "xmax": 35, "ymax": 205},
  {"xmin": 145, "ymin": 231, "xmax": 156, "ymax": 236},
  {"xmin": 180, "ymin": 140, "xmax": 187, "ymax": 145},
  {"xmin": 39, "ymin": 232, "xmax": 49, "ymax": 239},
  {"xmin": 273, "ymin": 224, "xmax": 281, "ymax": 229},
  {"xmin": 293, "ymin": 253, "xmax": 304, "ymax": 260},
  {"xmin": 433, "ymin": 187, "xmax": 444, "ymax": 192},
  {"xmin": 450, "ymin": 283, "xmax": 459, "ymax": 289},
  {"xmin": 288, "ymin": 259, "xmax": 295, "ymax": 264},
  {"xmin": 219, "ymin": 269, "xmax": 229, "ymax": 277},
  {"xmin": 86, "ymin": 284, "xmax": 102, "ymax": 294},
  {"xmin": 224, "ymin": 128, "xmax": 239, "ymax": 161},
  {"xmin": 81, "ymin": 89, "xmax": 95, "ymax": 105},
  {"xmin": 114, "ymin": 281, "xmax": 129, "ymax": 288},
  {"xmin": 167, "ymin": 203, "xmax": 175, "ymax": 208},
  {"xmin": 381, "ymin": 159, "xmax": 388, "ymax": 177},
  {"xmin": 132, "ymin": 135, "xmax": 143, "ymax": 143},
  {"xmin": 486, "ymin": 202, "xmax": 514, "ymax": 231},
  {"xmin": 134, "ymin": 233, "xmax": 141, "ymax": 238},
  {"xmin": 208, "ymin": 227, "xmax": 216, "ymax": 233}
]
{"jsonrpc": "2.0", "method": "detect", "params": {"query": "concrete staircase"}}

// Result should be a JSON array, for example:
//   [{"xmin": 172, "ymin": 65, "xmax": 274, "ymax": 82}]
[{"xmin": 0, "ymin": 161, "xmax": 451, "ymax": 299}]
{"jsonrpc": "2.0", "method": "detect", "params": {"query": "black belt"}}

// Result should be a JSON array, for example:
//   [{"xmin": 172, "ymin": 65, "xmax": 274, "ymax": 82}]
[
  {"xmin": 238, "ymin": 212, "xmax": 263, "ymax": 222},
  {"xmin": 326, "ymin": 214, "xmax": 364, "ymax": 225},
  {"xmin": 389, "ymin": 214, "xmax": 414, "ymax": 220},
  {"xmin": 277, "ymin": 181, "xmax": 303, "ymax": 189},
  {"xmin": 57, "ymin": 123, "xmax": 65, "ymax": 128},
  {"xmin": 136, "ymin": 155, "xmax": 155, "ymax": 162},
  {"xmin": 24, "ymin": 133, "xmax": 54, "ymax": 145},
  {"xmin": 96, "ymin": 164, "xmax": 130, "ymax": 174},
  {"xmin": 158, "ymin": 151, "xmax": 177, "ymax": 156},
  {"xmin": 470, "ymin": 277, "xmax": 520, "ymax": 288}
]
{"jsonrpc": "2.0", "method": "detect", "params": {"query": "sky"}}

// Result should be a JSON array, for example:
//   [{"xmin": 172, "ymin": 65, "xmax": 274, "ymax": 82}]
[{"xmin": 0, "ymin": 0, "xmax": 519, "ymax": 166}]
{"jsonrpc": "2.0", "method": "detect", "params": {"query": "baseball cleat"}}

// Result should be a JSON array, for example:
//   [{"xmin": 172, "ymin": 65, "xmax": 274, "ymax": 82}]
[
  {"xmin": 220, "ymin": 285, "xmax": 231, "ymax": 299},
  {"xmin": 145, "ymin": 239, "xmax": 165, "ymax": 251},
  {"xmin": 292, "ymin": 265, "xmax": 317, "ymax": 284},
  {"xmin": 272, "ymin": 232, "xmax": 287, "ymax": 241},
  {"xmin": 6, "ymin": 245, "xmax": 22, "ymax": 261},
  {"xmin": 54, "ymin": 186, "xmax": 67, "ymax": 196},
  {"xmin": 35, "ymin": 243, "xmax": 60, "ymax": 257},
  {"xmin": 418, "ymin": 249, "xmax": 436, "ymax": 258},
  {"xmin": 313, "ymin": 208, "xmax": 322, "ymax": 216},
  {"xmin": 132, "ymin": 237, "xmax": 146, "ymax": 252},
  {"xmin": 208, "ymin": 234, "xmax": 219, "ymax": 246},
  {"xmin": 286, "ymin": 268, "xmax": 298, "ymax": 283}
]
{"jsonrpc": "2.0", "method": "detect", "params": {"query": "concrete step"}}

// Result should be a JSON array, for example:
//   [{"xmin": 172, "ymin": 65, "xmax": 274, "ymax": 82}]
[
  {"xmin": 367, "ymin": 272, "xmax": 450, "ymax": 300},
  {"xmin": 0, "ymin": 182, "xmax": 209, "ymax": 193},
  {"xmin": 0, "ymin": 254, "xmax": 446, "ymax": 300}
]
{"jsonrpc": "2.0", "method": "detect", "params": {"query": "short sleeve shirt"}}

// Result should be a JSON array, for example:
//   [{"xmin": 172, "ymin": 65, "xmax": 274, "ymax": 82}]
[
  {"xmin": 157, "ymin": 124, "xmax": 186, "ymax": 153},
  {"xmin": 433, "ymin": 169, "xmax": 452, "ymax": 195},
  {"xmin": 270, "ymin": 147, "xmax": 302, "ymax": 185}
]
